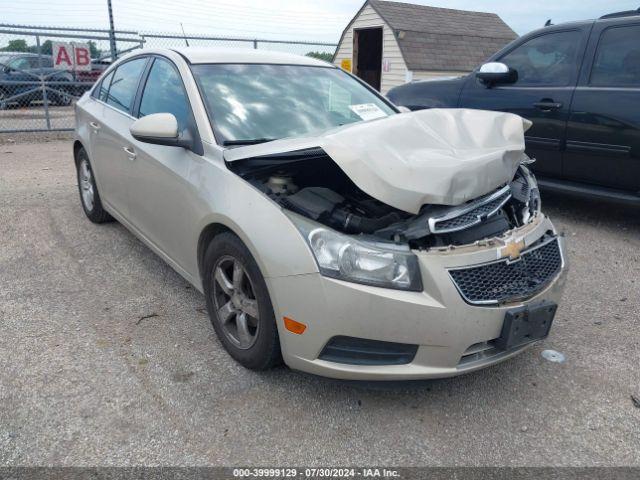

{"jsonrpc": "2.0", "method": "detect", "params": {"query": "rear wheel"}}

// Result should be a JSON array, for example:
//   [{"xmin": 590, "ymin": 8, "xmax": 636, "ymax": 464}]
[
  {"xmin": 75, "ymin": 146, "xmax": 112, "ymax": 223},
  {"xmin": 203, "ymin": 233, "xmax": 281, "ymax": 370}
]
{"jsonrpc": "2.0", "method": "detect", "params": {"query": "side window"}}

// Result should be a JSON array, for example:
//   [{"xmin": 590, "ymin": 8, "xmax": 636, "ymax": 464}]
[
  {"xmin": 97, "ymin": 70, "xmax": 114, "ymax": 102},
  {"xmin": 27, "ymin": 57, "xmax": 42, "ymax": 69},
  {"xmin": 139, "ymin": 58, "xmax": 191, "ymax": 130},
  {"xmin": 591, "ymin": 25, "xmax": 640, "ymax": 87},
  {"xmin": 41, "ymin": 57, "xmax": 53, "ymax": 68},
  {"xmin": 105, "ymin": 57, "xmax": 147, "ymax": 114},
  {"xmin": 500, "ymin": 31, "xmax": 582, "ymax": 86},
  {"xmin": 8, "ymin": 57, "xmax": 30, "ymax": 71}
]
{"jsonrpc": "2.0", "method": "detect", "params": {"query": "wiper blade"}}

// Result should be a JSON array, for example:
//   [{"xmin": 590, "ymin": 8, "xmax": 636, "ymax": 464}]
[{"xmin": 222, "ymin": 138, "xmax": 277, "ymax": 146}]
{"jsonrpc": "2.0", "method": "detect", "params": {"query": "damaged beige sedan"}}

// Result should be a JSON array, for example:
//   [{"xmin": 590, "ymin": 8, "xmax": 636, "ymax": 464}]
[{"xmin": 74, "ymin": 48, "xmax": 566, "ymax": 380}]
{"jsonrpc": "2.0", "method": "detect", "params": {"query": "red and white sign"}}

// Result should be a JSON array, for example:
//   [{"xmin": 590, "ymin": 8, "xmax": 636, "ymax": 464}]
[{"xmin": 52, "ymin": 42, "xmax": 91, "ymax": 71}]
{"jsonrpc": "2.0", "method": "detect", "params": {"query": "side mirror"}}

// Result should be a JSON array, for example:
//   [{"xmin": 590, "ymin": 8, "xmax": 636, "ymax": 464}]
[
  {"xmin": 476, "ymin": 62, "xmax": 517, "ymax": 87},
  {"xmin": 2, "ymin": 65, "xmax": 12, "ymax": 74},
  {"xmin": 130, "ymin": 113, "xmax": 194, "ymax": 149}
]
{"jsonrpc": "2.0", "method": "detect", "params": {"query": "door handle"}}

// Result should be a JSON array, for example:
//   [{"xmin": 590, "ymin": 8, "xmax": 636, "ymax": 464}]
[
  {"xmin": 89, "ymin": 121, "xmax": 100, "ymax": 131},
  {"xmin": 123, "ymin": 146, "xmax": 137, "ymax": 160},
  {"xmin": 533, "ymin": 101, "xmax": 563, "ymax": 112}
]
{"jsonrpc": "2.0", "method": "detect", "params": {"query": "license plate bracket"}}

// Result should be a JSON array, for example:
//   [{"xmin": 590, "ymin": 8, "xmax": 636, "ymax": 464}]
[{"xmin": 495, "ymin": 301, "xmax": 557, "ymax": 351}]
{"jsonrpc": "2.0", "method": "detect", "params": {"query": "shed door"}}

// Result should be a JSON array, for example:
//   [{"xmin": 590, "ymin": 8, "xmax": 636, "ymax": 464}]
[{"xmin": 353, "ymin": 27, "xmax": 383, "ymax": 91}]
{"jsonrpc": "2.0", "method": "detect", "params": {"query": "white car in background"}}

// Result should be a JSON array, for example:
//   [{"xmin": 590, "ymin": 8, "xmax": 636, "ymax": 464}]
[{"xmin": 73, "ymin": 48, "xmax": 566, "ymax": 380}]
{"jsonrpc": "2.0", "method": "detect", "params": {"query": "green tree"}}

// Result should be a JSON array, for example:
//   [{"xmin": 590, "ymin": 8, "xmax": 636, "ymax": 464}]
[
  {"xmin": 88, "ymin": 40, "xmax": 101, "ymax": 59},
  {"xmin": 26, "ymin": 40, "xmax": 52, "ymax": 55},
  {"xmin": 306, "ymin": 51, "xmax": 333, "ymax": 63},
  {"xmin": 1, "ymin": 39, "xmax": 29, "ymax": 52},
  {"xmin": 40, "ymin": 40, "xmax": 53, "ymax": 55}
]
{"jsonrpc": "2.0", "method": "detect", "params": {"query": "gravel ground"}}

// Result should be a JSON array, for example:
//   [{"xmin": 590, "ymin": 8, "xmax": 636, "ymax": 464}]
[{"xmin": 0, "ymin": 141, "xmax": 639, "ymax": 466}]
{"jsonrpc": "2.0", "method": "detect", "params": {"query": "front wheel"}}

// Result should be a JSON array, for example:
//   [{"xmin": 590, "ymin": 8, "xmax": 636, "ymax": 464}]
[
  {"xmin": 53, "ymin": 86, "xmax": 73, "ymax": 106},
  {"xmin": 203, "ymin": 233, "xmax": 281, "ymax": 370},
  {"xmin": 75, "ymin": 146, "xmax": 112, "ymax": 223}
]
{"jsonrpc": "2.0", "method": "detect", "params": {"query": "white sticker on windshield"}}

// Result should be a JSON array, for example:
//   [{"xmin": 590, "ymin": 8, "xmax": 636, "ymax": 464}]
[{"xmin": 349, "ymin": 103, "xmax": 388, "ymax": 121}]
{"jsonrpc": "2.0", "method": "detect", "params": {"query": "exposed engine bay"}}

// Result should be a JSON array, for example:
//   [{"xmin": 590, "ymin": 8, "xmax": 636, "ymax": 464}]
[{"xmin": 228, "ymin": 148, "xmax": 541, "ymax": 250}]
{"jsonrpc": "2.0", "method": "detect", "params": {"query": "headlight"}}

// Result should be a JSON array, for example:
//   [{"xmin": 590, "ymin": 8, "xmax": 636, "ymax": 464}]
[
  {"xmin": 515, "ymin": 164, "xmax": 541, "ymax": 221},
  {"xmin": 288, "ymin": 213, "xmax": 422, "ymax": 291}
]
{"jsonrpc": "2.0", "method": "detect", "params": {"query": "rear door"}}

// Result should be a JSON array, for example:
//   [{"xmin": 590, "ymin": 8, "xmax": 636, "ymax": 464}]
[
  {"xmin": 563, "ymin": 20, "xmax": 640, "ymax": 192},
  {"xmin": 90, "ymin": 57, "xmax": 149, "ymax": 218},
  {"xmin": 458, "ymin": 27, "xmax": 590, "ymax": 178}
]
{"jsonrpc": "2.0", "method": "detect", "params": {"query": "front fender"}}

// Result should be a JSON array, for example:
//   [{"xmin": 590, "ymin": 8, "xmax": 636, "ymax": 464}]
[{"xmin": 190, "ymin": 155, "xmax": 318, "ymax": 290}]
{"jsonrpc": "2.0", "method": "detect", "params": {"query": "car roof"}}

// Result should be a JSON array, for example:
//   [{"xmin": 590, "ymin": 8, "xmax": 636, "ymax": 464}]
[
  {"xmin": 168, "ymin": 47, "xmax": 334, "ymax": 67},
  {"xmin": 0, "ymin": 52, "xmax": 40, "ymax": 57}
]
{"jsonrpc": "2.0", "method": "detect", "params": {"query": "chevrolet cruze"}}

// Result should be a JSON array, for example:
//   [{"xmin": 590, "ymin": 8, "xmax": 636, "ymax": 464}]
[{"xmin": 73, "ymin": 48, "xmax": 567, "ymax": 380}]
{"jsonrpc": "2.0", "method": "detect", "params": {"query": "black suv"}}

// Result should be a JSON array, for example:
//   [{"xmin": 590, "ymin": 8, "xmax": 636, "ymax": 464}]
[{"xmin": 388, "ymin": 9, "xmax": 640, "ymax": 204}]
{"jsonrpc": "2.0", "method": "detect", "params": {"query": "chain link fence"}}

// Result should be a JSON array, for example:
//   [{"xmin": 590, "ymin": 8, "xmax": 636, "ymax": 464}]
[{"xmin": 0, "ymin": 24, "xmax": 337, "ymax": 133}]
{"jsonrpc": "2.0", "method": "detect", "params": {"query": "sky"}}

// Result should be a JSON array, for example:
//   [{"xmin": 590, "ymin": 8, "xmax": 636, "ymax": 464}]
[{"xmin": 1, "ymin": 0, "xmax": 639, "ymax": 43}]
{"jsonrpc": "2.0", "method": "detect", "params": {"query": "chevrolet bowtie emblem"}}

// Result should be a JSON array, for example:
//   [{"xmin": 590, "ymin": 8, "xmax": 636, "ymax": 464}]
[{"xmin": 501, "ymin": 239, "xmax": 526, "ymax": 260}]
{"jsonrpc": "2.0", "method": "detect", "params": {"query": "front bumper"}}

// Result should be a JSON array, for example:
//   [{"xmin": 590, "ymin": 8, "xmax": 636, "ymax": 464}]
[{"xmin": 268, "ymin": 215, "xmax": 567, "ymax": 380}]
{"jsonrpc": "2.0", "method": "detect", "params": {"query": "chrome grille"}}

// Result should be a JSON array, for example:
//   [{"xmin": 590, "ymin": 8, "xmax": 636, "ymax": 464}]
[
  {"xmin": 448, "ymin": 237, "xmax": 563, "ymax": 305},
  {"xmin": 429, "ymin": 186, "xmax": 512, "ymax": 234}
]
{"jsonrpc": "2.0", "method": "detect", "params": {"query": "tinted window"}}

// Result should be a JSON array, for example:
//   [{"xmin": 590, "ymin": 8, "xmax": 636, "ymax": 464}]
[
  {"xmin": 500, "ymin": 31, "xmax": 581, "ymax": 86},
  {"xmin": 27, "ymin": 57, "xmax": 42, "ymax": 69},
  {"xmin": 41, "ymin": 57, "xmax": 53, "ymax": 68},
  {"xmin": 105, "ymin": 58, "xmax": 147, "ymax": 114},
  {"xmin": 139, "ymin": 58, "xmax": 190, "ymax": 130},
  {"xmin": 192, "ymin": 64, "xmax": 395, "ymax": 143},
  {"xmin": 591, "ymin": 25, "xmax": 640, "ymax": 87},
  {"xmin": 97, "ymin": 70, "xmax": 114, "ymax": 101},
  {"xmin": 8, "ymin": 57, "xmax": 30, "ymax": 70}
]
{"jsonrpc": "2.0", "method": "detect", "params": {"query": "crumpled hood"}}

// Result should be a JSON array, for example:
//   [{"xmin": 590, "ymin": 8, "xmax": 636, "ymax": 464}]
[{"xmin": 224, "ymin": 108, "xmax": 532, "ymax": 214}]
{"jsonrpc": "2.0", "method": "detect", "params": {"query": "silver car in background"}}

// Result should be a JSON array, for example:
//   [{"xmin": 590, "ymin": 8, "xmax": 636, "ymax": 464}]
[{"xmin": 73, "ymin": 48, "xmax": 566, "ymax": 380}]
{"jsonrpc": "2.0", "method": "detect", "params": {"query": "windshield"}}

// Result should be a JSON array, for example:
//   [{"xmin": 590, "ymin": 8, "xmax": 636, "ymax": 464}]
[{"xmin": 191, "ymin": 64, "xmax": 396, "ymax": 145}]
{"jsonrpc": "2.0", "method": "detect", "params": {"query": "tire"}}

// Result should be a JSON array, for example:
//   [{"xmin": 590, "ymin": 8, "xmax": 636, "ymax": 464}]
[
  {"xmin": 75, "ymin": 146, "xmax": 113, "ymax": 224},
  {"xmin": 203, "ymin": 232, "xmax": 282, "ymax": 370},
  {"xmin": 53, "ymin": 85, "xmax": 73, "ymax": 106}
]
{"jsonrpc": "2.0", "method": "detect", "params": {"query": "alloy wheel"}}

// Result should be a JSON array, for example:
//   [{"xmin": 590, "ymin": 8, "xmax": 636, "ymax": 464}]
[
  {"xmin": 212, "ymin": 255, "xmax": 260, "ymax": 350},
  {"xmin": 79, "ymin": 158, "xmax": 95, "ymax": 212}
]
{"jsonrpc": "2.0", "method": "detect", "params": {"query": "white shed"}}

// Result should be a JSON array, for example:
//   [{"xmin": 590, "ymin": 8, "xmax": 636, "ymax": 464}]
[{"xmin": 333, "ymin": 0, "xmax": 517, "ymax": 93}]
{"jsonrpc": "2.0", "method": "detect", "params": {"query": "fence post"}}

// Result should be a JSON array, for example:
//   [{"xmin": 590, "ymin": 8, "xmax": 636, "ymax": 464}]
[
  {"xmin": 253, "ymin": 39, "xmax": 258, "ymax": 49},
  {"xmin": 35, "ymin": 34, "xmax": 52, "ymax": 131}
]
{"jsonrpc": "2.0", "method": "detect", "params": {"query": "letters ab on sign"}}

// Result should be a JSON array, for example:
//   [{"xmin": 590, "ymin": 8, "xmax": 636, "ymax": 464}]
[{"xmin": 52, "ymin": 42, "xmax": 91, "ymax": 71}]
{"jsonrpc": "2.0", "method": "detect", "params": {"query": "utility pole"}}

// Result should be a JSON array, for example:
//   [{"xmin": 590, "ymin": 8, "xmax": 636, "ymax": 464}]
[{"xmin": 107, "ymin": 0, "xmax": 117, "ymax": 61}]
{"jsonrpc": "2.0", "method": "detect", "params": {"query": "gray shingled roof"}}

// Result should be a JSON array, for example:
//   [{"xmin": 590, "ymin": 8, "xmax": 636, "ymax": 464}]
[{"xmin": 367, "ymin": 0, "xmax": 518, "ymax": 71}]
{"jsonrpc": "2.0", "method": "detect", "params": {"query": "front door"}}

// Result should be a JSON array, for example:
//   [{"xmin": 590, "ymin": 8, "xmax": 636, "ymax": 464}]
[
  {"xmin": 126, "ymin": 56, "xmax": 199, "ymax": 271},
  {"xmin": 564, "ymin": 21, "xmax": 640, "ymax": 192},
  {"xmin": 459, "ymin": 28, "xmax": 589, "ymax": 178}
]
